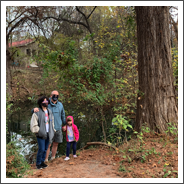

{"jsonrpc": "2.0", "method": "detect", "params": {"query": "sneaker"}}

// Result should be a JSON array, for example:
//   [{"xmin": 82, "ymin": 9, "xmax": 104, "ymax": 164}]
[
  {"xmin": 44, "ymin": 159, "xmax": 48, "ymax": 163},
  {"xmin": 64, "ymin": 157, "xmax": 70, "ymax": 161},
  {"xmin": 50, "ymin": 157, "xmax": 55, "ymax": 161},
  {"xmin": 41, "ymin": 162, "xmax": 48, "ymax": 168},
  {"xmin": 73, "ymin": 155, "xmax": 77, "ymax": 158},
  {"xmin": 36, "ymin": 164, "xmax": 43, "ymax": 170}
]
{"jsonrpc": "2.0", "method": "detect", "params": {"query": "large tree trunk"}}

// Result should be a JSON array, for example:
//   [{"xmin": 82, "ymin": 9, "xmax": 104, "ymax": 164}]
[
  {"xmin": 6, "ymin": 41, "xmax": 12, "ymax": 98},
  {"xmin": 135, "ymin": 7, "xmax": 178, "ymax": 133}
]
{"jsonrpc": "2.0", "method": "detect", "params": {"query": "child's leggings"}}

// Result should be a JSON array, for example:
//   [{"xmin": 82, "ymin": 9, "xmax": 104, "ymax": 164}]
[{"xmin": 66, "ymin": 141, "xmax": 77, "ymax": 157}]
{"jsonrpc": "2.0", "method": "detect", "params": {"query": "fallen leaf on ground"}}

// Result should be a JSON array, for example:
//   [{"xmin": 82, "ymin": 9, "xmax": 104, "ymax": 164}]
[
  {"xmin": 69, "ymin": 162, "xmax": 75, "ymax": 165},
  {"xmin": 164, "ymin": 162, "xmax": 170, "ymax": 166},
  {"xmin": 37, "ymin": 171, "xmax": 42, "ymax": 176},
  {"xmin": 114, "ymin": 156, "xmax": 120, "ymax": 161}
]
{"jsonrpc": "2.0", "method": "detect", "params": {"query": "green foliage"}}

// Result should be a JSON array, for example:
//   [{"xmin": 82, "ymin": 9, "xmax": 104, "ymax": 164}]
[
  {"xmin": 119, "ymin": 165, "xmax": 126, "ymax": 172},
  {"xmin": 9, "ymin": 47, "xmax": 25, "ymax": 65},
  {"xmin": 27, "ymin": 93, "xmax": 39, "ymax": 104},
  {"xmin": 133, "ymin": 124, "xmax": 152, "ymax": 146},
  {"xmin": 6, "ymin": 84, "xmax": 13, "ymax": 134},
  {"xmin": 112, "ymin": 115, "xmax": 132, "ymax": 131},
  {"xmin": 37, "ymin": 36, "xmax": 121, "ymax": 106},
  {"xmin": 83, "ymin": 33, "xmax": 95, "ymax": 41},
  {"xmin": 162, "ymin": 168, "xmax": 175, "ymax": 178},
  {"xmin": 127, "ymin": 155, "xmax": 132, "ymax": 163},
  {"xmin": 6, "ymin": 84, "xmax": 30, "ymax": 178},
  {"xmin": 140, "ymin": 123, "xmax": 151, "ymax": 133},
  {"xmin": 165, "ymin": 122, "xmax": 178, "ymax": 136},
  {"xmin": 6, "ymin": 141, "xmax": 30, "ymax": 178},
  {"xmin": 134, "ymin": 130, "xmax": 143, "ymax": 144},
  {"xmin": 29, "ymin": 6, "xmax": 139, "ymax": 146},
  {"xmin": 141, "ymin": 155, "xmax": 146, "ymax": 163},
  {"xmin": 107, "ymin": 114, "xmax": 133, "ymax": 145}
]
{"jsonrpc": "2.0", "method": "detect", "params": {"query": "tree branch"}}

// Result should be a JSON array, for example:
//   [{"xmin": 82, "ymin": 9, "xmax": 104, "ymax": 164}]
[
  {"xmin": 76, "ymin": 6, "xmax": 91, "ymax": 33},
  {"xmin": 87, "ymin": 6, "xmax": 97, "ymax": 19},
  {"xmin": 7, "ymin": 17, "xmax": 27, "ymax": 40},
  {"xmin": 8, "ymin": 11, "xmax": 26, "ymax": 26},
  {"xmin": 8, "ymin": 7, "xmax": 35, "ymax": 26},
  {"xmin": 10, "ymin": 49, "xmax": 18, "ymax": 57},
  {"xmin": 76, "ymin": 6, "xmax": 87, "ymax": 20},
  {"xmin": 43, "ymin": 16, "xmax": 90, "ymax": 31}
]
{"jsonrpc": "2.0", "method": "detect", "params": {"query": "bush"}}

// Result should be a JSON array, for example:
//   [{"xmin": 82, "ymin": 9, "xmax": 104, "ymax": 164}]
[{"xmin": 6, "ymin": 141, "xmax": 30, "ymax": 178}]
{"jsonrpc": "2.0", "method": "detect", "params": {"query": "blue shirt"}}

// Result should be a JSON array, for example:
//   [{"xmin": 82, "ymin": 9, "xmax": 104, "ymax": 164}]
[{"xmin": 47, "ymin": 98, "xmax": 66, "ymax": 131}]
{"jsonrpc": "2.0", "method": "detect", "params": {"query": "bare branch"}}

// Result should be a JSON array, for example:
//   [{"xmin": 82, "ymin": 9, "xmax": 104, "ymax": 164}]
[
  {"xmin": 76, "ymin": 6, "xmax": 87, "ymax": 19},
  {"xmin": 76, "ymin": 6, "xmax": 91, "ymax": 33},
  {"xmin": 87, "ymin": 6, "xmax": 97, "ymax": 19},
  {"xmin": 10, "ymin": 49, "xmax": 18, "ymax": 58},
  {"xmin": 43, "ymin": 16, "xmax": 90, "ymax": 31},
  {"xmin": 7, "ymin": 17, "xmax": 27, "ymax": 40},
  {"xmin": 8, "ymin": 10, "xmax": 26, "ymax": 26}
]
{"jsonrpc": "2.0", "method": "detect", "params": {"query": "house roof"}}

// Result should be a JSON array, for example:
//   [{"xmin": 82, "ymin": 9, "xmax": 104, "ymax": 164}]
[{"xmin": 9, "ymin": 39, "xmax": 34, "ymax": 47}]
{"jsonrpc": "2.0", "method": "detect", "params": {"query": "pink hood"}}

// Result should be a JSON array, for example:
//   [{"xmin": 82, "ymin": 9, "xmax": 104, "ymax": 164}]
[
  {"xmin": 64, "ymin": 116, "xmax": 79, "ymax": 142},
  {"xmin": 67, "ymin": 116, "xmax": 74, "ymax": 125}
]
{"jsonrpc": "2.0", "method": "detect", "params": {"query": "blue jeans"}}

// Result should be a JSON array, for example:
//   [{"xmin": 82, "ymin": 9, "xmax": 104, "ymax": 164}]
[
  {"xmin": 66, "ymin": 141, "xmax": 77, "ymax": 157},
  {"xmin": 36, "ymin": 135, "xmax": 49, "ymax": 165}
]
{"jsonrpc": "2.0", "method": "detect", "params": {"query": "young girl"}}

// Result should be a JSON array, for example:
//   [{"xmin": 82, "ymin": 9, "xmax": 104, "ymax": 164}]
[{"xmin": 62, "ymin": 116, "xmax": 79, "ymax": 160}]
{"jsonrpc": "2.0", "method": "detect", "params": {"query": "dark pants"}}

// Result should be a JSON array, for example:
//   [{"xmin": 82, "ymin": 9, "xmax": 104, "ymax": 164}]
[
  {"xmin": 66, "ymin": 141, "xmax": 77, "ymax": 157},
  {"xmin": 36, "ymin": 134, "xmax": 49, "ymax": 165}
]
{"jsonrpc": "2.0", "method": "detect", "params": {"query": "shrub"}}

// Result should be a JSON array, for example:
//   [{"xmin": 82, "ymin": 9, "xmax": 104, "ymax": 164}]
[{"xmin": 6, "ymin": 141, "xmax": 30, "ymax": 178}]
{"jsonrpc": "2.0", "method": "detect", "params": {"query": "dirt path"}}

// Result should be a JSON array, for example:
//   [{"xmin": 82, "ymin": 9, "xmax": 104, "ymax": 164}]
[
  {"xmin": 25, "ymin": 147, "xmax": 122, "ymax": 178},
  {"xmin": 24, "ymin": 134, "xmax": 178, "ymax": 178}
]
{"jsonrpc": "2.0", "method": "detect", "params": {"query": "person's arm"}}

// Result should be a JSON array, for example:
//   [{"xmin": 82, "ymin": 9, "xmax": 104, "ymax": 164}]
[
  {"xmin": 30, "ymin": 113, "xmax": 39, "ymax": 133},
  {"xmin": 61, "ymin": 105, "xmax": 66, "ymax": 125},
  {"xmin": 31, "ymin": 107, "xmax": 39, "ymax": 114},
  {"xmin": 74, "ymin": 125, "xmax": 79, "ymax": 142},
  {"xmin": 51, "ymin": 112, "xmax": 56, "ymax": 132},
  {"xmin": 62, "ymin": 125, "xmax": 66, "ymax": 132},
  {"xmin": 31, "ymin": 109, "xmax": 34, "ymax": 114}
]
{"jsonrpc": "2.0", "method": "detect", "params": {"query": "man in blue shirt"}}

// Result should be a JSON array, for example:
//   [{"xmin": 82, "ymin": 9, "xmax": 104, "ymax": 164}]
[{"xmin": 32, "ymin": 90, "xmax": 66, "ymax": 162}]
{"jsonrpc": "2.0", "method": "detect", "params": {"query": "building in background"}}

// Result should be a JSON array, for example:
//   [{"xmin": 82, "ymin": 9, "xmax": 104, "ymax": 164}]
[{"xmin": 9, "ymin": 39, "xmax": 39, "ymax": 68}]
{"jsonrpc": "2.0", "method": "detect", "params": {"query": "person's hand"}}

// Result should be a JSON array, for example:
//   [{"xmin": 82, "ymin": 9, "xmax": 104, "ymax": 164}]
[
  {"xmin": 62, "ymin": 126, "xmax": 66, "ymax": 131},
  {"xmin": 34, "ymin": 108, "xmax": 39, "ymax": 112}
]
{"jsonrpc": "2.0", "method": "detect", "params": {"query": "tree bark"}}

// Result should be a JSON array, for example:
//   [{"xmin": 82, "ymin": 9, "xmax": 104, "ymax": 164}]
[
  {"xmin": 170, "ymin": 13, "xmax": 178, "ymax": 41},
  {"xmin": 6, "ymin": 41, "xmax": 12, "ymax": 98},
  {"xmin": 135, "ymin": 7, "xmax": 178, "ymax": 133}
]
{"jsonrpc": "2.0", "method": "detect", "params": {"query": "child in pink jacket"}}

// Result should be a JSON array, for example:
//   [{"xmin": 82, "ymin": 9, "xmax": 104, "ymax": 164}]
[{"xmin": 62, "ymin": 116, "xmax": 79, "ymax": 160}]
